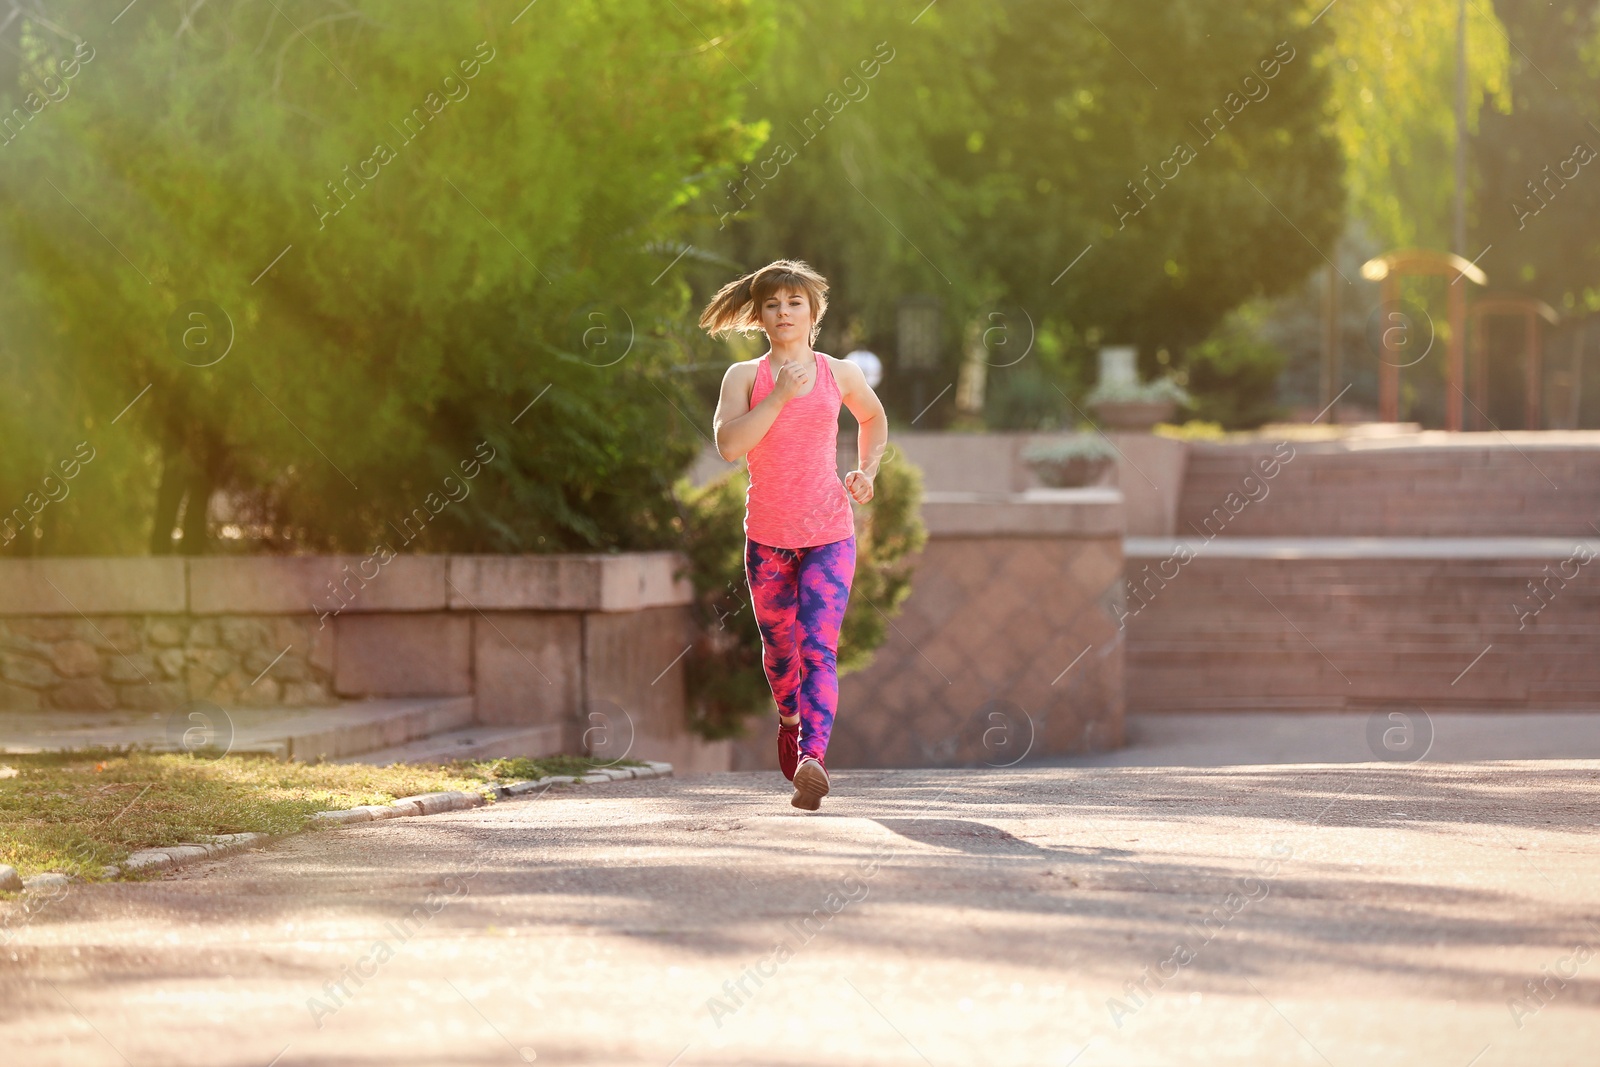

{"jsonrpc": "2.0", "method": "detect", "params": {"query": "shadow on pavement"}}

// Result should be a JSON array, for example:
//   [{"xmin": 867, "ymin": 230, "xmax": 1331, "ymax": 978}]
[{"xmin": 871, "ymin": 817, "xmax": 1131, "ymax": 857}]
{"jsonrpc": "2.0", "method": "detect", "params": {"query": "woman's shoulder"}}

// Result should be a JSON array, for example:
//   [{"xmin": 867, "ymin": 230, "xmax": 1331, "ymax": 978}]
[
  {"xmin": 723, "ymin": 356, "xmax": 764, "ymax": 380},
  {"xmin": 818, "ymin": 351, "xmax": 858, "ymax": 381}
]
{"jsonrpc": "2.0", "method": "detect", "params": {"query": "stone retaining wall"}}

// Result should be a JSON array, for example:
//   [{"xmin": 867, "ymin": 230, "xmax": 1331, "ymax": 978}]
[
  {"xmin": 0, "ymin": 615, "xmax": 331, "ymax": 712},
  {"xmin": 0, "ymin": 553, "xmax": 727, "ymax": 771},
  {"xmin": 691, "ymin": 431, "xmax": 1185, "ymax": 535},
  {"xmin": 858, "ymin": 431, "xmax": 1184, "ymax": 537}
]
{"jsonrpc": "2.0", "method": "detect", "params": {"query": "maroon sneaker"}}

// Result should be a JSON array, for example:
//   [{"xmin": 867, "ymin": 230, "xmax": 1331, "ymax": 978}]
[
  {"xmin": 778, "ymin": 722, "xmax": 800, "ymax": 781},
  {"xmin": 791, "ymin": 756, "xmax": 829, "ymax": 811}
]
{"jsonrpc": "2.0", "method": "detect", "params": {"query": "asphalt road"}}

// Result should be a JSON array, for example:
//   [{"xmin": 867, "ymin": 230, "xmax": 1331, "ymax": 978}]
[{"xmin": 2, "ymin": 761, "xmax": 1597, "ymax": 1066}]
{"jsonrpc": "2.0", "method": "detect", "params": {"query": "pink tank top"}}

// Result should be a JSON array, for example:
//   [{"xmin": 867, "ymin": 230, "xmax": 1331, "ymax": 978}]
[{"xmin": 745, "ymin": 353, "xmax": 855, "ymax": 549}]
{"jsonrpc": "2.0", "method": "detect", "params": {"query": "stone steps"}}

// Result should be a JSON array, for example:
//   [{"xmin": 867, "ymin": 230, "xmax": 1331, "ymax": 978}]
[
  {"xmin": 0, "ymin": 695, "xmax": 476, "ymax": 761},
  {"xmin": 1177, "ymin": 440, "xmax": 1600, "ymax": 537},
  {"xmin": 1122, "ymin": 545, "xmax": 1600, "ymax": 713},
  {"xmin": 339, "ymin": 722, "xmax": 566, "ymax": 766}
]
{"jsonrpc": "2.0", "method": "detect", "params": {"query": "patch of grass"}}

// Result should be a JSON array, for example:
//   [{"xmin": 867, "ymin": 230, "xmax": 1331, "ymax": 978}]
[
  {"xmin": 462, "ymin": 754, "xmax": 645, "ymax": 782},
  {"xmin": 0, "ymin": 748, "xmax": 637, "ymax": 882}
]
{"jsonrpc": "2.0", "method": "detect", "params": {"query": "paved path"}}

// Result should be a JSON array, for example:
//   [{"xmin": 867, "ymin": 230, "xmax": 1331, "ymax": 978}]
[
  {"xmin": 1125, "ymin": 537, "xmax": 1600, "ymax": 559},
  {"xmin": 1043, "ymin": 711, "xmax": 1600, "ymax": 767},
  {"xmin": 2, "ymin": 759, "xmax": 1597, "ymax": 1066}
]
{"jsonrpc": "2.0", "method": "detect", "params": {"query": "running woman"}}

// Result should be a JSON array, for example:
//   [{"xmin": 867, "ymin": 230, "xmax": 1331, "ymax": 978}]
[{"xmin": 701, "ymin": 260, "xmax": 888, "ymax": 811}]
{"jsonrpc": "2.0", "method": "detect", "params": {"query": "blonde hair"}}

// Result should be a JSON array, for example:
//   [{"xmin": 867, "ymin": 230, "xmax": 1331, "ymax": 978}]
[{"xmin": 698, "ymin": 259, "xmax": 830, "ymax": 345}]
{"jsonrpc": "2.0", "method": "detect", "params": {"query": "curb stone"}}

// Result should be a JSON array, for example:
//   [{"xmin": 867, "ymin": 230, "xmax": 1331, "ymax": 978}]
[
  {"xmin": 103, "ymin": 832, "xmax": 271, "ymax": 880},
  {"xmin": 18, "ymin": 761, "xmax": 674, "ymax": 893},
  {"xmin": 21, "ymin": 872, "xmax": 68, "ymax": 892}
]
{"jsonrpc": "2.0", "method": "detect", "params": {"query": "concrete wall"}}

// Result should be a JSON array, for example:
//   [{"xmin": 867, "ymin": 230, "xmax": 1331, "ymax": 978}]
[
  {"xmin": 838, "ymin": 430, "xmax": 1186, "ymax": 536},
  {"xmin": 732, "ymin": 488, "xmax": 1127, "ymax": 770},
  {"xmin": 694, "ymin": 430, "xmax": 1187, "ymax": 536},
  {"xmin": 0, "ymin": 552, "xmax": 729, "ymax": 771}
]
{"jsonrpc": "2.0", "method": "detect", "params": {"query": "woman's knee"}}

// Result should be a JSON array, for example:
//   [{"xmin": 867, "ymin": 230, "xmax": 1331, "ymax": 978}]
[{"xmin": 798, "ymin": 643, "xmax": 838, "ymax": 670}]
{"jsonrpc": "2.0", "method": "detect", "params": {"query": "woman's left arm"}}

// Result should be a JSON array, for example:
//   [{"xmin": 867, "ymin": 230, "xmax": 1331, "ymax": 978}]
[{"xmin": 834, "ymin": 357, "xmax": 889, "ymax": 504}]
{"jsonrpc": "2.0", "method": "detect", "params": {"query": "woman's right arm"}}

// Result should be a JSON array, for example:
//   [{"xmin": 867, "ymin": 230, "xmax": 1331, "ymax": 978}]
[{"xmin": 714, "ymin": 363, "xmax": 785, "ymax": 462}]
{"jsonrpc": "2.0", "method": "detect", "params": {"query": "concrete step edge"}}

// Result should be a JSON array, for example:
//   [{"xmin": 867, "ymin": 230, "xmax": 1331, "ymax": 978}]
[
  {"xmin": 285, "ymin": 695, "xmax": 477, "ymax": 762},
  {"xmin": 339, "ymin": 722, "xmax": 566, "ymax": 767}
]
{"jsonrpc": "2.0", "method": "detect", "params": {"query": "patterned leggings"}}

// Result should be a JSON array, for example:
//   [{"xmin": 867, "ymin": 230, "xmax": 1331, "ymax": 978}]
[{"xmin": 745, "ymin": 536, "xmax": 857, "ymax": 763}]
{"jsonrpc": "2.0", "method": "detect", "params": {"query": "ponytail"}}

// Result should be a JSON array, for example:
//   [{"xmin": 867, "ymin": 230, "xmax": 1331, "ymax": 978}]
[
  {"xmin": 698, "ymin": 259, "xmax": 830, "ymax": 344},
  {"xmin": 698, "ymin": 273, "xmax": 759, "ymax": 338}
]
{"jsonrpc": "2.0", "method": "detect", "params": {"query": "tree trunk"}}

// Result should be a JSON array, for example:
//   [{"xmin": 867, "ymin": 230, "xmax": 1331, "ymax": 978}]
[
  {"xmin": 149, "ymin": 448, "xmax": 187, "ymax": 555},
  {"xmin": 178, "ymin": 462, "xmax": 214, "ymax": 555}
]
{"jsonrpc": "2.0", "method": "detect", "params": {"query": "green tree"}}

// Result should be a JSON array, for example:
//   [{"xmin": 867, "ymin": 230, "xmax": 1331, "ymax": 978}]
[
  {"xmin": 1472, "ymin": 0, "xmax": 1600, "ymax": 312},
  {"xmin": 961, "ymin": 0, "xmax": 1345, "ymax": 363},
  {"xmin": 1181, "ymin": 304, "xmax": 1290, "ymax": 428},
  {"xmin": 681, "ymin": 0, "xmax": 1000, "ymax": 424},
  {"xmin": 1322, "ymin": 0, "xmax": 1511, "ymax": 250},
  {"xmin": 699, "ymin": 0, "xmax": 1349, "ymax": 428},
  {"xmin": 0, "ymin": 0, "xmax": 768, "ymax": 556}
]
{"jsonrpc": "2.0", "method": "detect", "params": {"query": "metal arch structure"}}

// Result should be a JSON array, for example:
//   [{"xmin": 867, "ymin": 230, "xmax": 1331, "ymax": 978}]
[
  {"xmin": 1467, "ymin": 293, "xmax": 1559, "ymax": 431},
  {"xmin": 1361, "ymin": 249, "xmax": 1488, "ymax": 430}
]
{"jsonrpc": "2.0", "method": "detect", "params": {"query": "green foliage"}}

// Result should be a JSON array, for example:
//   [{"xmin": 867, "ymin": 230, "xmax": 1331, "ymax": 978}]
[
  {"xmin": 1020, "ymin": 436, "xmax": 1120, "ymax": 464},
  {"xmin": 0, "ymin": 1, "xmax": 766, "ymax": 556},
  {"xmin": 676, "ymin": 470, "xmax": 770, "ymax": 741},
  {"xmin": 839, "ymin": 456, "xmax": 926, "ymax": 674},
  {"xmin": 1181, "ymin": 309, "xmax": 1290, "ymax": 429},
  {"xmin": 1321, "ymin": 0, "xmax": 1511, "ymax": 250},
  {"xmin": 675, "ymin": 458, "xmax": 926, "ymax": 740},
  {"xmin": 940, "ymin": 0, "xmax": 1346, "ymax": 356},
  {"xmin": 458, "ymin": 755, "xmax": 642, "ymax": 782},
  {"xmin": 1019, "ymin": 434, "xmax": 1118, "ymax": 487},
  {"xmin": 699, "ymin": 0, "xmax": 1347, "ymax": 429},
  {"xmin": 1154, "ymin": 420, "xmax": 1229, "ymax": 441},
  {"xmin": 981, "ymin": 326, "xmax": 1092, "ymax": 432},
  {"xmin": 684, "ymin": 0, "xmax": 1001, "ymax": 426},
  {"xmin": 1472, "ymin": 0, "xmax": 1600, "ymax": 316},
  {"xmin": 1085, "ymin": 378, "xmax": 1192, "ymax": 407}
]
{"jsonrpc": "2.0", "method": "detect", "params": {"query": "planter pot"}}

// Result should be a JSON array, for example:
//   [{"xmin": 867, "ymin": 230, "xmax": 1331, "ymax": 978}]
[
  {"xmin": 1092, "ymin": 400, "xmax": 1177, "ymax": 431},
  {"xmin": 1025, "ymin": 454, "xmax": 1114, "ymax": 488}
]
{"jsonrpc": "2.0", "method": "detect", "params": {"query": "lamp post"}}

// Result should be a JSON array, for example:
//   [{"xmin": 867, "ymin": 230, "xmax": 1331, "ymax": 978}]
[
  {"xmin": 1454, "ymin": 0, "xmax": 1468, "ymax": 261},
  {"xmin": 1361, "ymin": 249, "xmax": 1487, "ymax": 430}
]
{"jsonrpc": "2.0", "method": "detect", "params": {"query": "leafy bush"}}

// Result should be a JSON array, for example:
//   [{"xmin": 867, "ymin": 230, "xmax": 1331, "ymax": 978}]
[
  {"xmin": 1085, "ymin": 377, "xmax": 1192, "ymax": 407},
  {"xmin": 1019, "ymin": 434, "xmax": 1118, "ymax": 487},
  {"xmin": 0, "ymin": 1, "xmax": 767, "ymax": 556},
  {"xmin": 1020, "ymin": 435, "xmax": 1119, "ymax": 464},
  {"xmin": 675, "ymin": 457, "xmax": 926, "ymax": 740},
  {"xmin": 1181, "ymin": 311, "xmax": 1288, "ymax": 429},
  {"xmin": 1153, "ymin": 420, "xmax": 1228, "ymax": 441},
  {"xmin": 840, "ymin": 456, "xmax": 927, "ymax": 674}
]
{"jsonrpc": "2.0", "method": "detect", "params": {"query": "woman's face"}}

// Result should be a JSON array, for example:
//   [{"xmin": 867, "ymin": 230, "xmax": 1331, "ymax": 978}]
[{"xmin": 759, "ymin": 287, "xmax": 812, "ymax": 344}]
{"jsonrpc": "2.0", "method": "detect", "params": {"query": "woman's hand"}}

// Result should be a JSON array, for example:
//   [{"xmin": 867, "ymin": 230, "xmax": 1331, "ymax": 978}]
[
  {"xmin": 844, "ymin": 469, "xmax": 875, "ymax": 504},
  {"xmin": 771, "ymin": 359, "xmax": 813, "ymax": 402}
]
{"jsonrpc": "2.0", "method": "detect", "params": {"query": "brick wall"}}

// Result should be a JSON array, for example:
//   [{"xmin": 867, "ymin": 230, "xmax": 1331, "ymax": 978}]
[
  {"xmin": 1124, "ymin": 548, "xmax": 1600, "ymax": 712},
  {"xmin": 1178, "ymin": 437, "xmax": 1600, "ymax": 537},
  {"xmin": 829, "ymin": 533, "xmax": 1125, "ymax": 766}
]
